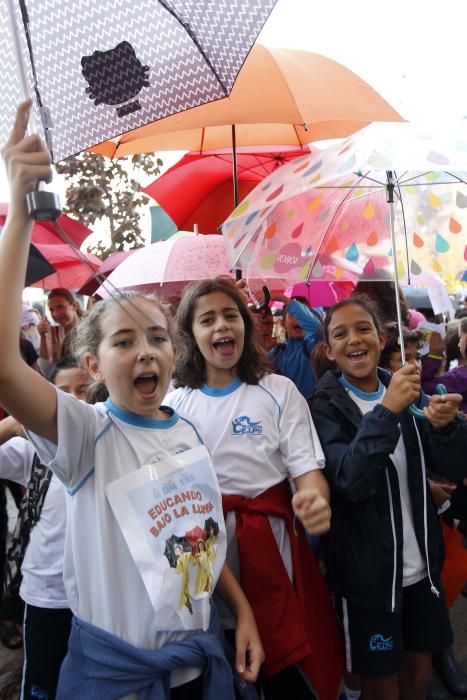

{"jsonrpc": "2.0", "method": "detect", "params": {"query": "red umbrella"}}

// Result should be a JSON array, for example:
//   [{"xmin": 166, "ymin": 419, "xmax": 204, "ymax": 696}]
[
  {"xmin": 143, "ymin": 148, "xmax": 310, "ymax": 234},
  {"xmin": 78, "ymin": 250, "xmax": 136, "ymax": 296},
  {"xmin": 0, "ymin": 203, "xmax": 91, "ymax": 248},
  {"xmin": 0, "ymin": 203, "xmax": 99, "ymax": 289},
  {"xmin": 30, "ymin": 244, "xmax": 101, "ymax": 290}
]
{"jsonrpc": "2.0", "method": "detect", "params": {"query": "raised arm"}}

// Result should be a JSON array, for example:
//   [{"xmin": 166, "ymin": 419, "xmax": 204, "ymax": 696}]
[{"xmin": 0, "ymin": 102, "xmax": 58, "ymax": 442}]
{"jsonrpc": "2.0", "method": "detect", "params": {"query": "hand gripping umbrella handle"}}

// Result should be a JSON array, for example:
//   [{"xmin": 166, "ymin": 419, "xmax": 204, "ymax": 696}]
[{"xmin": 407, "ymin": 383, "xmax": 448, "ymax": 420}]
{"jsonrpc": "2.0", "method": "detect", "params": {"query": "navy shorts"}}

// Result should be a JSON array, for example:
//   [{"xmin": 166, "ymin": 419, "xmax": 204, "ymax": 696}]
[{"xmin": 335, "ymin": 577, "xmax": 453, "ymax": 677}]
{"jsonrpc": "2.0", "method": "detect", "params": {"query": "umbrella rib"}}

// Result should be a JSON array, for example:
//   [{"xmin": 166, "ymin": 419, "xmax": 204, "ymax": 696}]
[
  {"xmin": 157, "ymin": 0, "xmax": 228, "ymax": 96},
  {"xmin": 305, "ymin": 172, "xmax": 370, "ymax": 284},
  {"xmin": 51, "ymin": 220, "xmax": 165, "ymax": 335},
  {"xmin": 393, "ymin": 173, "xmax": 411, "ymax": 286}
]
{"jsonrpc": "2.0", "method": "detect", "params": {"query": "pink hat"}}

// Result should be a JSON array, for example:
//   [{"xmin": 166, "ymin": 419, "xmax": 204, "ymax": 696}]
[{"xmin": 408, "ymin": 308, "xmax": 427, "ymax": 330}]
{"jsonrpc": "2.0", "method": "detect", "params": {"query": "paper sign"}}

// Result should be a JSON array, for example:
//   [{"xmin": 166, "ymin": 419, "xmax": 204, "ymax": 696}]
[
  {"xmin": 106, "ymin": 445, "xmax": 226, "ymax": 632},
  {"xmin": 416, "ymin": 321, "xmax": 446, "ymax": 356},
  {"xmin": 428, "ymin": 285, "xmax": 455, "ymax": 318}
]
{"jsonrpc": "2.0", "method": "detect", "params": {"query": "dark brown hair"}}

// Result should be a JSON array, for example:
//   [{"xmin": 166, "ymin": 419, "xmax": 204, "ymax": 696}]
[
  {"xmin": 323, "ymin": 295, "xmax": 384, "ymax": 344},
  {"xmin": 310, "ymin": 341, "xmax": 336, "ymax": 380},
  {"xmin": 48, "ymin": 288, "xmax": 84, "ymax": 319},
  {"xmin": 174, "ymin": 277, "xmax": 270, "ymax": 388},
  {"xmin": 353, "ymin": 279, "xmax": 410, "ymax": 326},
  {"xmin": 379, "ymin": 323, "xmax": 422, "ymax": 369}
]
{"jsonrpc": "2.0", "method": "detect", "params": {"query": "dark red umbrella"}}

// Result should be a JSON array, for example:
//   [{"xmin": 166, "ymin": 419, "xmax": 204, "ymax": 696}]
[
  {"xmin": 0, "ymin": 203, "xmax": 91, "ymax": 248},
  {"xmin": 78, "ymin": 250, "xmax": 136, "ymax": 296},
  {"xmin": 29, "ymin": 245, "xmax": 101, "ymax": 290},
  {"xmin": 143, "ymin": 148, "xmax": 310, "ymax": 234}
]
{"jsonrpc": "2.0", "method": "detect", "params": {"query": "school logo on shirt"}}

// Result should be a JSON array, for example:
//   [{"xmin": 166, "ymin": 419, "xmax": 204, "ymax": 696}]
[
  {"xmin": 369, "ymin": 633, "xmax": 393, "ymax": 652},
  {"xmin": 232, "ymin": 416, "xmax": 263, "ymax": 435}
]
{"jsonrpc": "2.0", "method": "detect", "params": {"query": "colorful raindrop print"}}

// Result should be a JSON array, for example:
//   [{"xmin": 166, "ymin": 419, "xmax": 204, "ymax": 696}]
[
  {"xmin": 226, "ymin": 225, "xmax": 238, "ymax": 240},
  {"xmin": 413, "ymin": 233, "xmax": 424, "ymax": 248},
  {"xmin": 292, "ymin": 160, "xmax": 311, "ymax": 174},
  {"xmin": 262, "ymin": 181, "xmax": 271, "ymax": 191},
  {"xmin": 429, "ymin": 193, "xmax": 442, "ymax": 208},
  {"xmin": 325, "ymin": 236, "xmax": 339, "ymax": 254},
  {"xmin": 311, "ymin": 260, "xmax": 324, "ymax": 278},
  {"xmin": 274, "ymin": 242, "xmax": 302, "ymax": 274},
  {"xmin": 291, "ymin": 222, "xmax": 304, "ymax": 239},
  {"xmin": 318, "ymin": 208, "xmax": 331, "ymax": 224},
  {"xmin": 410, "ymin": 260, "xmax": 422, "ymax": 276},
  {"xmin": 230, "ymin": 199, "xmax": 250, "ymax": 218},
  {"xmin": 264, "ymin": 222, "xmax": 277, "ymax": 240},
  {"xmin": 363, "ymin": 259, "xmax": 376, "ymax": 276},
  {"xmin": 259, "ymin": 253, "xmax": 275, "ymax": 271},
  {"xmin": 266, "ymin": 185, "xmax": 284, "ymax": 202},
  {"xmin": 363, "ymin": 203, "xmax": 375, "ymax": 220},
  {"xmin": 367, "ymin": 230, "xmax": 378, "ymax": 246},
  {"xmin": 345, "ymin": 243, "xmax": 359, "ymax": 262},
  {"xmin": 456, "ymin": 191, "xmax": 467, "ymax": 208},
  {"xmin": 435, "ymin": 234, "xmax": 450, "ymax": 253},
  {"xmin": 433, "ymin": 260, "xmax": 442, "ymax": 273},
  {"xmin": 297, "ymin": 263, "xmax": 310, "ymax": 281},
  {"xmin": 449, "ymin": 217, "xmax": 462, "ymax": 234},
  {"xmin": 308, "ymin": 198, "xmax": 321, "ymax": 213},
  {"xmin": 245, "ymin": 210, "xmax": 259, "ymax": 226},
  {"xmin": 233, "ymin": 232, "xmax": 248, "ymax": 249},
  {"xmin": 303, "ymin": 160, "xmax": 322, "ymax": 177},
  {"xmin": 335, "ymin": 267, "xmax": 344, "ymax": 279},
  {"xmin": 464, "ymin": 245, "xmax": 467, "ymax": 261}
]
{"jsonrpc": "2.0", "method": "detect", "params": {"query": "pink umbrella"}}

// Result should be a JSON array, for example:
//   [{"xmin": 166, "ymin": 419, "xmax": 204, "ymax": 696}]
[
  {"xmin": 97, "ymin": 233, "xmax": 233, "ymax": 298},
  {"xmin": 285, "ymin": 281, "xmax": 355, "ymax": 307},
  {"xmin": 98, "ymin": 233, "xmax": 287, "ymax": 299},
  {"xmin": 143, "ymin": 148, "xmax": 310, "ymax": 234},
  {"xmin": 77, "ymin": 250, "xmax": 136, "ymax": 296}
]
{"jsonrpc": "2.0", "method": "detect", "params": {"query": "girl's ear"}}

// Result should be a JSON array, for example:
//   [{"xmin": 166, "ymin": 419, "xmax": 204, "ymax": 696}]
[
  {"xmin": 379, "ymin": 333, "xmax": 386, "ymax": 352},
  {"xmin": 84, "ymin": 353, "xmax": 102, "ymax": 381},
  {"xmin": 324, "ymin": 343, "xmax": 335, "ymax": 362}
]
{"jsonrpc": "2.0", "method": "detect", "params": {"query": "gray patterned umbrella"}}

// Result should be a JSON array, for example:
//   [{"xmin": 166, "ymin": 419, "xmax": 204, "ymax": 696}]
[{"xmin": 1, "ymin": 0, "xmax": 278, "ymax": 161}]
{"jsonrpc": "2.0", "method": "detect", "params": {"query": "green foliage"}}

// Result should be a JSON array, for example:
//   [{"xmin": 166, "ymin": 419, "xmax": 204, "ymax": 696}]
[{"xmin": 55, "ymin": 152, "xmax": 163, "ymax": 259}]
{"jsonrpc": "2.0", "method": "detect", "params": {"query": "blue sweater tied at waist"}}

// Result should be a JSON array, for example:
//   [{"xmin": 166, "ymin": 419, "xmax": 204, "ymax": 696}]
[{"xmin": 57, "ymin": 614, "xmax": 236, "ymax": 700}]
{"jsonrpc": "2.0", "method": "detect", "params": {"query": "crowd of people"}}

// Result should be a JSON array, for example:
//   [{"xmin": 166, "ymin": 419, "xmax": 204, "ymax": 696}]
[{"xmin": 0, "ymin": 102, "xmax": 466, "ymax": 700}]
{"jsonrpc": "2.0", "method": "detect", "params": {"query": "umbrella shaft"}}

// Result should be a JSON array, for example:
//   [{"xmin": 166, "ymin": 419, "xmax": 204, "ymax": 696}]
[{"xmin": 389, "ymin": 201, "xmax": 406, "ymax": 365}]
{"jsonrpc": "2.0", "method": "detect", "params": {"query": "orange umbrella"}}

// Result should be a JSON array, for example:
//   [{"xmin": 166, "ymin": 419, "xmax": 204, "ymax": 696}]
[{"xmin": 91, "ymin": 44, "xmax": 402, "ymax": 158}]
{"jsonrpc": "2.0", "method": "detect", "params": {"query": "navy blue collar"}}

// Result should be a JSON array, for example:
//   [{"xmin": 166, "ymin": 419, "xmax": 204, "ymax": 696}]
[
  {"xmin": 104, "ymin": 399, "xmax": 178, "ymax": 429},
  {"xmin": 338, "ymin": 375, "xmax": 385, "ymax": 401},
  {"xmin": 199, "ymin": 377, "xmax": 243, "ymax": 397}
]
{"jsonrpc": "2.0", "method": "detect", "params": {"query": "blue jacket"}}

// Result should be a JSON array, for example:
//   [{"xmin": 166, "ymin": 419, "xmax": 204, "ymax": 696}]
[
  {"xmin": 308, "ymin": 368, "xmax": 467, "ymax": 613},
  {"xmin": 269, "ymin": 300, "xmax": 323, "ymax": 399},
  {"xmin": 57, "ymin": 615, "xmax": 236, "ymax": 700}
]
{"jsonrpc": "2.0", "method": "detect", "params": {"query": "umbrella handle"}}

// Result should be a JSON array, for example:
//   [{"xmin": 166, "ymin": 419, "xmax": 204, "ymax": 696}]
[
  {"xmin": 407, "ymin": 383, "xmax": 448, "ymax": 420},
  {"xmin": 256, "ymin": 285, "xmax": 271, "ymax": 311}
]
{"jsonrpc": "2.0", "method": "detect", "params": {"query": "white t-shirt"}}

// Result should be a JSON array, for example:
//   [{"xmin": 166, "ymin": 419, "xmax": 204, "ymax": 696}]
[
  {"xmin": 340, "ymin": 378, "xmax": 427, "ymax": 587},
  {"xmin": 166, "ymin": 374, "xmax": 325, "ymax": 497},
  {"xmin": 0, "ymin": 437, "xmax": 68, "ymax": 608},
  {"xmin": 28, "ymin": 390, "xmax": 214, "ymax": 691},
  {"xmin": 166, "ymin": 374, "xmax": 325, "ymax": 623}
]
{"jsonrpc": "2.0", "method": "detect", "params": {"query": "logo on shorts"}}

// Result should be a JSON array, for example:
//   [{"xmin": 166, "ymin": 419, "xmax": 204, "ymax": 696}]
[
  {"xmin": 232, "ymin": 416, "xmax": 263, "ymax": 435},
  {"xmin": 369, "ymin": 633, "xmax": 393, "ymax": 651}
]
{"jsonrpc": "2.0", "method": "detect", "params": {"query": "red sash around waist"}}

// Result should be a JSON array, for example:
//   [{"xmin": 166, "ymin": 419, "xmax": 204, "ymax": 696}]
[{"xmin": 223, "ymin": 481, "xmax": 343, "ymax": 700}]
